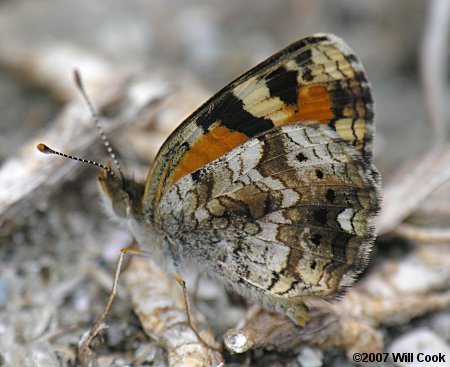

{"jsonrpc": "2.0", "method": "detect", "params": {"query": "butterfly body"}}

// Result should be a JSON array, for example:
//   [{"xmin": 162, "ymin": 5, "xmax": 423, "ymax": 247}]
[{"xmin": 99, "ymin": 33, "xmax": 381, "ymax": 325}]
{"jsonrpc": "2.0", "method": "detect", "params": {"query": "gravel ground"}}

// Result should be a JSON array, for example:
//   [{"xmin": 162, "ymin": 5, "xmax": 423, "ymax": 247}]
[{"xmin": 0, "ymin": 1, "xmax": 449, "ymax": 366}]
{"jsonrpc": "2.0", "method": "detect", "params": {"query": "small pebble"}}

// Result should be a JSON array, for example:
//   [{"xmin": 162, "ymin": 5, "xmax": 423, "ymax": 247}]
[
  {"xmin": 388, "ymin": 328, "xmax": 450, "ymax": 367},
  {"xmin": 297, "ymin": 346, "xmax": 324, "ymax": 367}
]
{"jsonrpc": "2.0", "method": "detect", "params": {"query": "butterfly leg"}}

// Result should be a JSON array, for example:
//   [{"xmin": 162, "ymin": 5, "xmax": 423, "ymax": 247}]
[
  {"xmin": 78, "ymin": 247, "xmax": 143, "ymax": 366},
  {"xmin": 174, "ymin": 272, "xmax": 220, "ymax": 351}
]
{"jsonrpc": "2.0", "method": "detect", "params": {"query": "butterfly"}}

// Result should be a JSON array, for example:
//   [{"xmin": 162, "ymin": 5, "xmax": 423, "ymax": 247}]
[{"xmin": 76, "ymin": 33, "xmax": 381, "ymax": 326}]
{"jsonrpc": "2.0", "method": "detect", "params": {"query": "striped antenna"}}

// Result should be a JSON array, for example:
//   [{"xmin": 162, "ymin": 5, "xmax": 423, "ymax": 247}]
[
  {"xmin": 73, "ymin": 69, "xmax": 123, "ymax": 178},
  {"xmin": 37, "ymin": 143, "xmax": 118, "ymax": 180}
]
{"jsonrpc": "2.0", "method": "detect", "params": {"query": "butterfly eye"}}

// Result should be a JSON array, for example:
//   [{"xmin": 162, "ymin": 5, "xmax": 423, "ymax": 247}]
[{"xmin": 112, "ymin": 190, "xmax": 129, "ymax": 218}]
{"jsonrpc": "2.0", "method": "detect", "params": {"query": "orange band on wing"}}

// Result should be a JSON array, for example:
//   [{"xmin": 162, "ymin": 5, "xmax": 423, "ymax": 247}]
[
  {"xmin": 170, "ymin": 126, "xmax": 248, "ymax": 186},
  {"xmin": 164, "ymin": 86, "xmax": 333, "ymax": 195},
  {"xmin": 286, "ymin": 85, "xmax": 334, "ymax": 124}
]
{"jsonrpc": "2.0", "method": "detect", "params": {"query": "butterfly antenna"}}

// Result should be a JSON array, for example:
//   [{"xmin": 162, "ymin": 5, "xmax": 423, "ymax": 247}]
[
  {"xmin": 73, "ymin": 69, "xmax": 124, "ymax": 179},
  {"xmin": 37, "ymin": 143, "xmax": 118, "ymax": 180}
]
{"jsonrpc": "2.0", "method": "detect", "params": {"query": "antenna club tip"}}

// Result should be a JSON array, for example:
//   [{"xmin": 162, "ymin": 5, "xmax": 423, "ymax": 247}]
[{"xmin": 37, "ymin": 143, "xmax": 51, "ymax": 154}]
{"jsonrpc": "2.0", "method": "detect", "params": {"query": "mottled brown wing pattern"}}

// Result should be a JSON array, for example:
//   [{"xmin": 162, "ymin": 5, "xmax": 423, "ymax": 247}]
[
  {"xmin": 156, "ymin": 124, "xmax": 380, "ymax": 324},
  {"xmin": 143, "ymin": 34, "xmax": 374, "ymax": 217}
]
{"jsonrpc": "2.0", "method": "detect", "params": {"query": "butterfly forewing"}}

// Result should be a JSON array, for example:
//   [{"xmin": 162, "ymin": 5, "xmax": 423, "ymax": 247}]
[{"xmin": 143, "ymin": 34, "xmax": 374, "ymax": 214}]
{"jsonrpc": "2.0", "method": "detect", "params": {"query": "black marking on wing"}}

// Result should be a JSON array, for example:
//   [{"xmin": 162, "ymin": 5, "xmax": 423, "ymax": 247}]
[
  {"xmin": 200, "ymin": 93, "xmax": 274, "ymax": 136},
  {"xmin": 265, "ymin": 67, "xmax": 299, "ymax": 106}
]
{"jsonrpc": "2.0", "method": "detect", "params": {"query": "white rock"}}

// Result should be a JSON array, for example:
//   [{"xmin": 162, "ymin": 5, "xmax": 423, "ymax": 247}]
[
  {"xmin": 390, "ymin": 259, "xmax": 443, "ymax": 294},
  {"xmin": 430, "ymin": 312, "xmax": 450, "ymax": 343},
  {"xmin": 297, "ymin": 346, "xmax": 324, "ymax": 367},
  {"xmin": 389, "ymin": 328, "xmax": 450, "ymax": 367}
]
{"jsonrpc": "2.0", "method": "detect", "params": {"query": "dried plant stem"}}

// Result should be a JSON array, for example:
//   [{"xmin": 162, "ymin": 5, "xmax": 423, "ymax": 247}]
[
  {"xmin": 379, "ymin": 146, "xmax": 450, "ymax": 234},
  {"xmin": 393, "ymin": 222, "xmax": 450, "ymax": 243},
  {"xmin": 123, "ymin": 257, "xmax": 223, "ymax": 367},
  {"xmin": 378, "ymin": 0, "xmax": 450, "ymax": 234},
  {"xmin": 420, "ymin": 0, "xmax": 450, "ymax": 146}
]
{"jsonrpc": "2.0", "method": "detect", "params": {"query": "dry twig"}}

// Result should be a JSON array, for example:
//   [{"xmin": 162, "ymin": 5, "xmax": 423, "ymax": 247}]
[
  {"xmin": 378, "ymin": 0, "xmax": 450, "ymax": 234},
  {"xmin": 123, "ymin": 257, "xmax": 224, "ymax": 367},
  {"xmin": 393, "ymin": 222, "xmax": 450, "ymax": 243}
]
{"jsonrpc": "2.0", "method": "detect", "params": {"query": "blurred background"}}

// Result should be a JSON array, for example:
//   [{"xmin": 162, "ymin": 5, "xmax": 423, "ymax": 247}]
[
  {"xmin": 0, "ymin": 1, "xmax": 449, "ymax": 366},
  {"xmin": 0, "ymin": 0, "xmax": 436, "ymax": 173}
]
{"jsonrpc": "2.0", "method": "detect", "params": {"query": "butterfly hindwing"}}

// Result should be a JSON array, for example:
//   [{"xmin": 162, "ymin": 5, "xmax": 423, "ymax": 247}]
[{"xmin": 157, "ymin": 124, "xmax": 380, "ymax": 323}]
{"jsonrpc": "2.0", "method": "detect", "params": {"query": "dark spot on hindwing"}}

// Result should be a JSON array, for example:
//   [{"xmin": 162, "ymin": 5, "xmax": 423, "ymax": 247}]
[
  {"xmin": 326, "ymin": 188, "xmax": 336, "ymax": 203},
  {"xmin": 332, "ymin": 232, "xmax": 351, "ymax": 263},
  {"xmin": 296, "ymin": 152, "xmax": 307, "ymax": 162},
  {"xmin": 191, "ymin": 169, "xmax": 201, "ymax": 183},
  {"xmin": 311, "ymin": 233, "xmax": 321, "ymax": 246},
  {"xmin": 313, "ymin": 209, "xmax": 328, "ymax": 225},
  {"xmin": 217, "ymin": 195, "xmax": 252, "ymax": 218},
  {"xmin": 315, "ymin": 169, "xmax": 324, "ymax": 179}
]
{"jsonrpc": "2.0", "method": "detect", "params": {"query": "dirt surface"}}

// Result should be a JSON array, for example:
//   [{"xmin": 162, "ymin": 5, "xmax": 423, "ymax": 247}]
[{"xmin": 1, "ymin": 1, "xmax": 449, "ymax": 366}]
